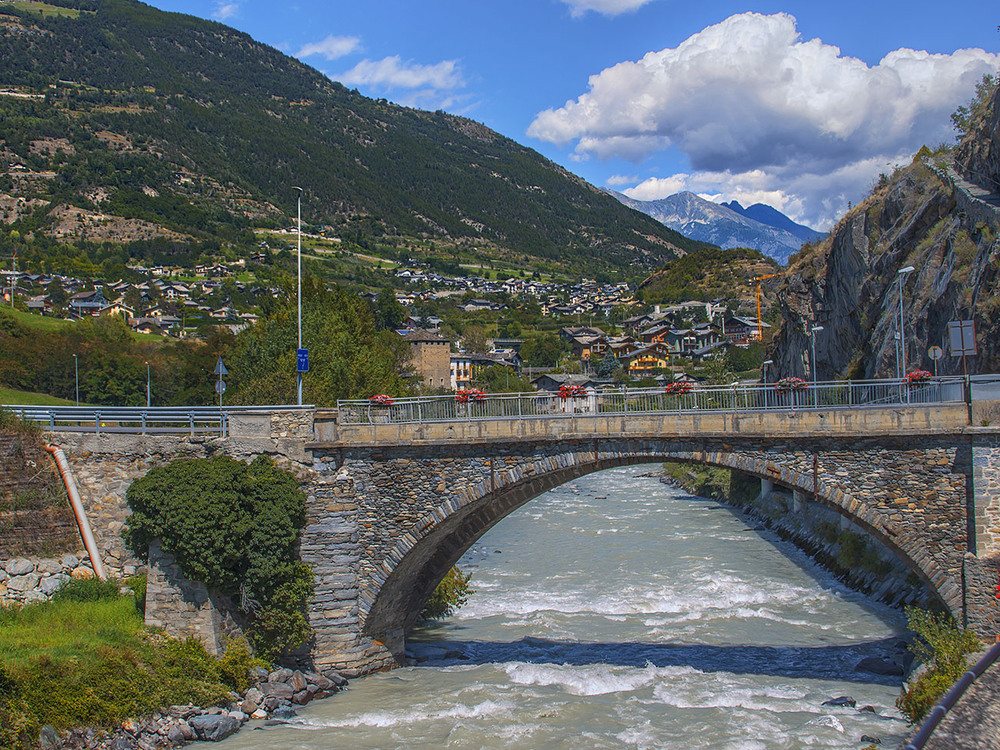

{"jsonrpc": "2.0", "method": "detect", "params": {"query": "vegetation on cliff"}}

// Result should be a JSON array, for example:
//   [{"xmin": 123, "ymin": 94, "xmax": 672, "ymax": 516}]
[
  {"xmin": 124, "ymin": 456, "xmax": 313, "ymax": 661},
  {"xmin": 768, "ymin": 79, "xmax": 1000, "ymax": 380},
  {"xmin": 636, "ymin": 247, "xmax": 781, "ymax": 305}
]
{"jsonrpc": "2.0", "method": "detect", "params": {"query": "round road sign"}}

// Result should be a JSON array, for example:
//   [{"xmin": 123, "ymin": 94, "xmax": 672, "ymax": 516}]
[{"xmin": 928, "ymin": 346, "xmax": 943, "ymax": 361}]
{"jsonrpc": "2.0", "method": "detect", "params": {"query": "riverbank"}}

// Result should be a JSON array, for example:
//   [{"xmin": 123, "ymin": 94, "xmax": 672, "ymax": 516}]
[
  {"xmin": 32, "ymin": 667, "xmax": 350, "ymax": 749},
  {"xmin": 659, "ymin": 462, "xmax": 930, "ymax": 614}
]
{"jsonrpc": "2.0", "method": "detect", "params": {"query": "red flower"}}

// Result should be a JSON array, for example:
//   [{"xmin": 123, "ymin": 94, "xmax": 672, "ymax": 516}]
[
  {"xmin": 664, "ymin": 382, "xmax": 694, "ymax": 395},
  {"xmin": 455, "ymin": 389, "xmax": 486, "ymax": 403},
  {"xmin": 775, "ymin": 377, "xmax": 808, "ymax": 391},
  {"xmin": 558, "ymin": 384, "xmax": 588, "ymax": 400},
  {"xmin": 905, "ymin": 370, "xmax": 933, "ymax": 385},
  {"xmin": 369, "ymin": 394, "xmax": 394, "ymax": 406}
]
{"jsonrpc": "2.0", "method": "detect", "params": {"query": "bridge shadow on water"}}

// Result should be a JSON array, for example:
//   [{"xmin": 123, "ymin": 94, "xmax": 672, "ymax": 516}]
[{"xmin": 407, "ymin": 635, "xmax": 908, "ymax": 686}]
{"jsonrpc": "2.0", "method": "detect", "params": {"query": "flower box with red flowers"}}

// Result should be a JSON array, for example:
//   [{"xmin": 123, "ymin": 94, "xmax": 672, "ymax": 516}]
[
  {"xmin": 905, "ymin": 370, "xmax": 933, "ymax": 386},
  {"xmin": 775, "ymin": 377, "xmax": 808, "ymax": 392},
  {"xmin": 558, "ymin": 384, "xmax": 589, "ymax": 400},
  {"xmin": 455, "ymin": 389, "xmax": 487, "ymax": 404},
  {"xmin": 664, "ymin": 382, "xmax": 694, "ymax": 395},
  {"xmin": 369, "ymin": 394, "xmax": 394, "ymax": 406}
]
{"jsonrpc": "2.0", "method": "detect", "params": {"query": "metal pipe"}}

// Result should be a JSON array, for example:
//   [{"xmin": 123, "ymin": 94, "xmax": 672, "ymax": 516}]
[
  {"xmin": 905, "ymin": 640, "xmax": 1000, "ymax": 750},
  {"xmin": 45, "ymin": 444, "xmax": 107, "ymax": 580}
]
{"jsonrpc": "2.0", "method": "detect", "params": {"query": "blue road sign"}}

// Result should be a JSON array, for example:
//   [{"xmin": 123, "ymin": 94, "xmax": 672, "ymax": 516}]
[{"xmin": 297, "ymin": 348, "xmax": 309, "ymax": 372}]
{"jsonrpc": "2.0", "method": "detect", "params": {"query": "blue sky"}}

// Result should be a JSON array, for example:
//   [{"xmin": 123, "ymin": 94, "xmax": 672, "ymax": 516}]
[{"xmin": 148, "ymin": 0, "xmax": 998, "ymax": 229}]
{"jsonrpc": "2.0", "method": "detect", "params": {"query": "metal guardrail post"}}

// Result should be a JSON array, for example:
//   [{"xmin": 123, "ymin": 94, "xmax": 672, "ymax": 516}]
[
  {"xmin": 189, "ymin": 413, "xmax": 194, "ymax": 436},
  {"xmin": 95, "ymin": 413, "xmax": 100, "ymax": 436},
  {"xmin": 141, "ymin": 412, "xmax": 146, "ymax": 436}
]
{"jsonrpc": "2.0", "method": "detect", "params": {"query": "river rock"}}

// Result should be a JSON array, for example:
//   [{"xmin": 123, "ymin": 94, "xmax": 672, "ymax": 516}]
[
  {"xmin": 859, "ymin": 705, "xmax": 877, "ymax": 714},
  {"xmin": 259, "ymin": 682, "xmax": 294, "ymax": 700},
  {"xmin": 189, "ymin": 714, "xmax": 240, "ymax": 742},
  {"xmin": 304, "ymin": 671, "xmax": 334, "ymax": 690},
  {"xmin": 6, "ymin": 558, "xmax": 34, "ymax": 576},
  {"xmin": 250, "ymin": 666, "xmax": 270, "ymax": 682},
  {"xmin": 289, "ymin": 670, "xmax": 308, "ymax": 692},
  {"xmin": 321, "ymin": 669, "xmax": 349, "ymax": 687},
  {"xmin": 61, "ymin": 554, "xmax": 80, "ymax": 570},
  {"xmin": 291, "ymin": 689, "xmax": 313, "ymax": 705},
  {"xmin": 166, "ymin": 725, "xmax": 186, "ymax": 745},
  {"xmin": 822, "ymin": 696, "xmax": 856, "ymax": 708},
  {"xmin": 861, "ymin": 735, "xmax": 882, "ymax": 745},
  {"xmin": 269, "ymin": 668, "xmax": 293, "ymax": 683},
  {"xmin": 272, "ymin": 705, "xmax": 297, "ymax": 719},
  {"xmin": 0, "ymin": 568, "xmax": 7, "ymax": 583},
  {"xmin": 38, "ymin": 725, "xmax": 61, "ymax": 750},
  {"xmin": 251, "ymin": 708, "xmax": 267, "ymax": 720},
  {"xmin": 855, "ymin": 656, "xmax": 905, "ymax": 676},
  {"xmin": 71, "ymin": 566, "xmax": 95, "ymax": 580}
]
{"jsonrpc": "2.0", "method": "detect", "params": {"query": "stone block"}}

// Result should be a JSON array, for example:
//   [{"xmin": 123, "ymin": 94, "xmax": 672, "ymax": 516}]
[{"xmin": 5, "ymin": 558, "xmax": 34, "ymax": 576}]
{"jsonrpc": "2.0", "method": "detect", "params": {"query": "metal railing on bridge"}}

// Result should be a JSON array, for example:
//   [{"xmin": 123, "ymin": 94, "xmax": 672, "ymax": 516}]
[
  {"xmin": 336, "ymin": 377, "xmax": 969, "ymax": 426},
  {"xmin": 0, "ymin": 404, "xmax": 314, "ymax": 437}
]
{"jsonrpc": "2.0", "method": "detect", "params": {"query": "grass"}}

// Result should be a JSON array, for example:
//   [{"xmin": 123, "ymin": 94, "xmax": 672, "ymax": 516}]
[
  {"xmin": 7, "ymin": 1, "xmax": 82, "ymax": 17},
  {"xmin": 2, "ymin": 308, "xmax": 73, "ymax": 333},
  {"xmin": 0, "ymin": 579, "xmax": 264, "ymax": 746},
  {"xmin": 0, "ymin": 385, "xmax": 78, "ymax": 406}
]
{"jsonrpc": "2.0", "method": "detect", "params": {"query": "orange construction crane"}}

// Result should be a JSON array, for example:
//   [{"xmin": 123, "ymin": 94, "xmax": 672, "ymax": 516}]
[{"xmin": 751, "ymin": 272, "xmax": 784, "ymax": 342}]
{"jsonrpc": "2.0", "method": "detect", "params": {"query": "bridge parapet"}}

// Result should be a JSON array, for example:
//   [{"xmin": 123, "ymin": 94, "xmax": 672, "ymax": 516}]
[{"xmin": 314, "ymin": 403, "xmax": 972, "ymax": 447}]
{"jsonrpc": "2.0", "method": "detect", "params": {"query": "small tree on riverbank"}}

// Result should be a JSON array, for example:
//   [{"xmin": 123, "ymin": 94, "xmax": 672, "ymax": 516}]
[
  {"xmin": 124, "ymin": 456, "xmax": 313, "ymax": 661},
  {"xmin": 421, "ymin": 567, "xmax": 473, "ymax": 620},
  {"xmin": 896, "ymin": 606, "xmax": 980, "ymax": 723}
]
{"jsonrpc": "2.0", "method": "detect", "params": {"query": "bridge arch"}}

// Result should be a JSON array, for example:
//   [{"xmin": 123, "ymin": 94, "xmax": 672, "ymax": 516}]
[{"xmin": 359, "ymin": 438, "xmax": 958, "ymax": 647}]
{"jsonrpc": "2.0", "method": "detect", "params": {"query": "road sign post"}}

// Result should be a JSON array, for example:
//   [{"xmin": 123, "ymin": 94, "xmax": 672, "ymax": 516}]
[{"xmin": 214, "ymin": 357, "xmax": 228, "ymax": 408}]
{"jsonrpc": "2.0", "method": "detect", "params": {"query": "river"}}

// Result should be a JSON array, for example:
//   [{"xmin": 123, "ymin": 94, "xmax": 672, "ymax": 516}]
[{"xmin": 221, "ymin": 465, "xmax": 911, "ymax": 749}]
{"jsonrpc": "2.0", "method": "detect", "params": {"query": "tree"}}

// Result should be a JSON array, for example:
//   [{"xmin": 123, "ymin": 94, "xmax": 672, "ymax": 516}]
[
  {"xmin": 596, "ymin": 352, "xmax": 621, "ymax": 378},
  {"xmin": 461, "ymin": 324, "xmax": 489, "ymax": 354},
  {"xmin": 951, "ymin": 73, "xmax": 998, "ymax": 139},
  {"xmin": 520, "ymin": 333, "xmax": 565, "ymax": 367},
  {"xmin": 373, "ymin": 287, "xmax": 406, "ymax": 331},
  {"xmin": 229, "ymin": 276, "xmax": 412, "ymax": 405}
]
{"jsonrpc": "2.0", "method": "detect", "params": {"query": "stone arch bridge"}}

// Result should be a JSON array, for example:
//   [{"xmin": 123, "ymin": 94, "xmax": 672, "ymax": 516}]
[{"xmin": 46, "ymin": 399, "xmax": 1000, "ymax": 676}]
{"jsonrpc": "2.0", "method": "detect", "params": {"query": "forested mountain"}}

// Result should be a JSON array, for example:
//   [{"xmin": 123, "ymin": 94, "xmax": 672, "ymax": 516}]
[{"xmin": 0, "ymin": 0, "xmax": 708, "ymax": 276}]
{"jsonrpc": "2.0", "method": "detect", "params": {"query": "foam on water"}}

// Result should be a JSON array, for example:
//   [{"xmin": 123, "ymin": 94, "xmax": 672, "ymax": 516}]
[{"xmin": 219, "ymin": 466, "xmax": 907, "ymax": 750}]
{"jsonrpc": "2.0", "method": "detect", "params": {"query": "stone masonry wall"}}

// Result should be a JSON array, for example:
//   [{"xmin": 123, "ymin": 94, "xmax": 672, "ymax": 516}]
[{"xmin": 318, "ymin": 433, "xmax": 983, "ymax": 660}]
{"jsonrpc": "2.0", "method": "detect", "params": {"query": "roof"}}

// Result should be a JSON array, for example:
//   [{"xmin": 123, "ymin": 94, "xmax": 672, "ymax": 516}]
[{"xmin": 399, "ymin": 327, "xmax": 448, "ymax": 344}]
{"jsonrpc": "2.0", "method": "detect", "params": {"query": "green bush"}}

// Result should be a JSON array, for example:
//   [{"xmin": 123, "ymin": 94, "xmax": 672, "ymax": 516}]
[
  {"xmin": 124, "ymin": 455, "xmax": 313, "ymax": 660},
  {"xmin": 896, "ymin": 607, "xmax": 981, "ymax": 723},
  {"xmin": 421, "ymin": 567, "xmax": 473, "ymax": 620},
  {"xmin": 124, "ymin": 574, "xmax": 147, "ymax": 614}
]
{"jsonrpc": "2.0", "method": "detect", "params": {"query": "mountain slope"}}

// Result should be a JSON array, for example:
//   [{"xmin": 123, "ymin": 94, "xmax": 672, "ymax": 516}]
[
  {"xmin": 722, "ymin": 201, "xmax": 824, "ymax": 244},
  {"xmin": 609, "ymin": 190, "xmax": 808, "ymax": 263},
  {"xmin": 0, "ymin": 0, "xmax": 708, "ymax": 275},
  {"xmin": 768, "ymin": 84, "xmax": 1000, "ymax": 381}
]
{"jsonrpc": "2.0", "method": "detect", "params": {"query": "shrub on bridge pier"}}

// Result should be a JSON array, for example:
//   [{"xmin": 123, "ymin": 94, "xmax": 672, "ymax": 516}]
[{"xmin": 124, "ymin": 455, "xmax": 313, "ymax": 661}]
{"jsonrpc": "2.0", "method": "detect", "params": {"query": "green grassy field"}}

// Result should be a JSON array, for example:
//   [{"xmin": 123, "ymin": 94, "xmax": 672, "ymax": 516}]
[
  {"xmin": 0, "ymin": 386, "xmax": 77, "ymax": 406},
  {"xmin": 2, "ymin": 308, "xmax": 73, "ymax": 333},
  {"xmin": 5, "ymin": 1, "xmax": 82, "ymax": 17}
]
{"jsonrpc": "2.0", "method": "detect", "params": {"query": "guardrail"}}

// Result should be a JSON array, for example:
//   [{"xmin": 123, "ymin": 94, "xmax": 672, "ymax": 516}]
[
  {"xmin": 0, "ymin": 404, "xmax": 314, "ymax": 437},
  {"xmin": 336, "ymin": 377, "xmax": 969, "ymax": 426}
]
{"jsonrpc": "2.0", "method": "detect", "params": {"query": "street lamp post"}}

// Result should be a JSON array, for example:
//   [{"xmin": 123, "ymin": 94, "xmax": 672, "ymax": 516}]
[
  {"xmin": 897, "ymin": 266, "xmax": 915, "ymax": 379},
  {"xmin": 145, "ymin": 361, "xmax": 151, "ymax": 408},
  {"xmin": 810, "ymin": 325, "xmax": 824, "ymax": 408},
  {"xmin": 294, "ymin": 186, "xmax": 303, "ymax": 406},
  {"xmin": 72, "ymin": 354, "xmax": 79, "ymax": 406}
]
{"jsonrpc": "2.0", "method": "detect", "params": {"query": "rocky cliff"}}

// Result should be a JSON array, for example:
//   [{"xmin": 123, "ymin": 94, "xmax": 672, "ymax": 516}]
[{"xmin": 769, "ymin": 87, "xmax": 1000, "ymax": 380}]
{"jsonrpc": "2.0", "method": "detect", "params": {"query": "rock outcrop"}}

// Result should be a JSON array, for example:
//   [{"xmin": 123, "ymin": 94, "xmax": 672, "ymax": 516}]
[
  {"xmin": 956, "ymin": 85, "xmax": 1000, "ymax": 191},
  {"xmin": 769, "ymin": 86, "xmax": 1000, "ymax": 380}
]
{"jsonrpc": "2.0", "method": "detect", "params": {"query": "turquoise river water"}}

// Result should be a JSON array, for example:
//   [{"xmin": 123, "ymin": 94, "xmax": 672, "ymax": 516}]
[{"xmin": 220, "ymin": 465, "xmax": 911, "ymax": 749}]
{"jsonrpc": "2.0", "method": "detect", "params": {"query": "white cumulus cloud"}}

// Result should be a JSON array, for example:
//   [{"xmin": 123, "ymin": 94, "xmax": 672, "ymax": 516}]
[
  {"xmin": 335, "ymin": 56, "xmax": 464, "ymax": 91},
  {"xmin": 534, "ymin": 12, "xmax": 1000, "ymax": 225},
  {"xmin": 560, "ymin": 0, "xmax": 657, "ymax": 18},
  {"xmin": 297, "ymin": 35, "xmax": 362, "ymax": 61},
  {"xmin": 212, "ymin": 2, "xmax": 238, "ymax": 21}
]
